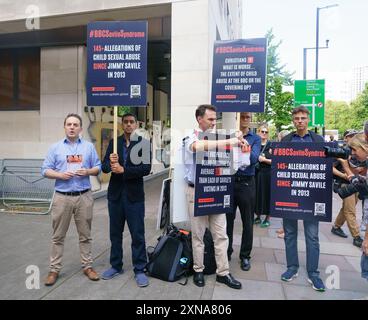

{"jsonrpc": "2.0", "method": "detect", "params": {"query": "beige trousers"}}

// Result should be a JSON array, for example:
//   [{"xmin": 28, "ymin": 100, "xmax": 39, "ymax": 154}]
[
  {"xmin": 334, "ymin": 189, "xmax": 360, "ymax": 238},
  {"xmin": 186, "ymin": 185, "xmax": 229, "ymax": 276},
  {"xmin": 49, "ymin": 191, "xmax": 94, "ymax": 273}
]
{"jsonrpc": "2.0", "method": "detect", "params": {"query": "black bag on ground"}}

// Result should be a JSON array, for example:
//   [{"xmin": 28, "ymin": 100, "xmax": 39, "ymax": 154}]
[
  {"xmin": 203, "ymin": 228, "xmax": 217, "ymax": 275},
  {"xmin": 146, "ymin": 224, "xmax": 193, "ymax": 283}
]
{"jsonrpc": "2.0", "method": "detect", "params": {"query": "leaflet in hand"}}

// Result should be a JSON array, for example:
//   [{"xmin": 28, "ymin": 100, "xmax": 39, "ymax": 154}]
[
  {"xmin": 66, "ymin": 155, "xmax": 83, "ymax": 172},
  {"xmin": 233, "ymin": 147, "xmax": 250, "ymax": 171}
]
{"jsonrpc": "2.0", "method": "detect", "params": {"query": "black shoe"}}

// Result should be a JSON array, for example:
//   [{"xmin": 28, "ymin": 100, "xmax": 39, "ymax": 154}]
[
  {"xmin": 216, "ymin": 273, "xmax": 242, "ymax": 289},
  {"xmin": 193, "ymin": 272, "xmax": 205, "ymax": 287},
  {"xmin": 240, "ymin": 258, "xmax": 251, "ymax": 271},
  {"xmin": 353, "ymin": 236, "xmax": 363, "ymax": 248},
  {"xmin": 254, "ymin": 216, "xmax": 261, "ymax": 225},
  {"xmin": 331, "ymin": 226, "xmax": 348, "ymax": 238}
]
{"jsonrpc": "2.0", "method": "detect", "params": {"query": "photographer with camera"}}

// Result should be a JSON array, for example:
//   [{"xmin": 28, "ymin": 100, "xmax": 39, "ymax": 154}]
[
  {"xmin": 346, "ymin": 133, "xmax": 368, "ymax": 280},
  {"xmin": 330, "ymin": 130, "xmax": 364, "ymax": 248},
  {"xmin": 363, "ymin": 121, "xmax": 368, "ymax": 235},
  {"xmin": 363, "ymin": 123, "xmax": 368, "ymax": 261}
]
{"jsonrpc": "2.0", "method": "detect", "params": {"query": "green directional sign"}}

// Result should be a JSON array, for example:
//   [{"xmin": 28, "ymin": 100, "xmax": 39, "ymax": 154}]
[{"xmin": 294, "ymin": 80, "xmax": 325, "ymax": 127}]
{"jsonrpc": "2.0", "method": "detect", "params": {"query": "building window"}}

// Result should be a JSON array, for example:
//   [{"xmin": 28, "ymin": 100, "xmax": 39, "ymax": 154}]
[{"xmin": 0, "ymin": 48, "xmax": 40, "ymax": 111}]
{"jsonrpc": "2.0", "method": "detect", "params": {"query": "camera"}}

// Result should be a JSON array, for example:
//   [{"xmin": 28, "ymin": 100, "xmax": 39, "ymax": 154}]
[
  {"xmin": 326, "ymin": 145, "xmax": 365, "ymax": 167},
  {"xmin": 349, "ymin": 156, "xmax": 367, "ymax": 169},
  {"xmin": 324, "ymin": 146, "xmax": 351, "ymax": 159},
  {"xmin": 337, "ymin": 175, "xmax": 368, "ymax": 200}
]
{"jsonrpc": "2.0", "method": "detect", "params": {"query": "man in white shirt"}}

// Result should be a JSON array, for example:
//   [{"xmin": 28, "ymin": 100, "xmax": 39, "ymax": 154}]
[{"xmin": 183, "ymin": 104, "xmax": 245, "ymax": 289}]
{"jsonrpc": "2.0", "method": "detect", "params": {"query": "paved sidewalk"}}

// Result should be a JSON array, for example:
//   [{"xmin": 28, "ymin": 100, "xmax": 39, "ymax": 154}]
[{"xmin": 0, "ymin": 175, "xmax": 367, "ymax": 300}]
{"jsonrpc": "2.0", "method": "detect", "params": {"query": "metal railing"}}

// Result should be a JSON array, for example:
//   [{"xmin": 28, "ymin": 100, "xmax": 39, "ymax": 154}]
[{"xmin": 0, "ymin": 159, "xmax": 54, "ymax": 215}]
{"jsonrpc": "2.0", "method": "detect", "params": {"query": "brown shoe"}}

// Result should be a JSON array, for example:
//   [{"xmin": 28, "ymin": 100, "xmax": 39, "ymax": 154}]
[
  {"xmin": 44, "ymin": 271, "xmax": 59, "ymax": 286},
  {"xmin": 83, "ymin": 267, "xmax": 100, "ymax": 281}
]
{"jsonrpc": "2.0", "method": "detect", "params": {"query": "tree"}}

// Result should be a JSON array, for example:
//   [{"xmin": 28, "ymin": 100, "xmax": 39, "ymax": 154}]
[
  {"xmin": 324, "ymin": 100, "xmax": 351, "ymax": 135},
  {"xmin": 325, "ymin": 83, "xmax": 368, "ymax": 137},
  {"xmin": 349, "ymin": 83, "xmax": 368, "ymax": 129},
  {"xmin": 268, "ymin": 77, "xmax": 294, "ymax": 131},
  {"xmin": 255, "ymin": 29, "xmax": 294, "ymax": 131}
]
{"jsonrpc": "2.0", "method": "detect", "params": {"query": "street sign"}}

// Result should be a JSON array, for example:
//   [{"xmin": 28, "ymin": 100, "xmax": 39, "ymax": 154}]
[{"xmin": 294, "ymin": 80, "xmax": 325, "ymax": 127}]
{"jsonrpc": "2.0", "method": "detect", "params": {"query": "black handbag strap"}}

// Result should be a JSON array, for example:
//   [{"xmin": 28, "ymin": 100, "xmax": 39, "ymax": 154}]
[{"xmin": 260, "ymin": 141, "xmax": 269, "ymax": 154}]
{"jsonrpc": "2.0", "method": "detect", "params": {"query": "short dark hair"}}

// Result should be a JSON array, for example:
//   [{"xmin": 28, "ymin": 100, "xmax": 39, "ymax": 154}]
[
  {"xmin": 64, "ymin": 113, "xmax": 82, "ymax": 127},
  {"xmin": 195, "ymin": 104, "xmax": 216, "ymax": 119},
  {"xmin": 121, "ymin": 113, "xmax": 137, "ymax": 122},
  {"xmin": 292, "ymin": 105, "xmax": 310, "ymax": 116}
]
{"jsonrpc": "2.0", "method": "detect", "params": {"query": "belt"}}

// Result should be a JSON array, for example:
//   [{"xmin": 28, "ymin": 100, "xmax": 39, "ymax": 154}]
[
  {"xmin": 56, "ymin": 189, "xmax": 90, "ymax": 196},
  {"xmin": 235, "ymin": 176, "xmax": 253, "ymax": 182}
]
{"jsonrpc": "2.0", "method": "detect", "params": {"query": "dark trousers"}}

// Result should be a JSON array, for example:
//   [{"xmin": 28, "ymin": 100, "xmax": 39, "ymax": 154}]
[
  {"xmin": 226, "ymin": 176, "xmax": 255, "ymax": 260},
  {"xmin": 108, "ymin": 192, "xmax": 147, "ymax": 274}
]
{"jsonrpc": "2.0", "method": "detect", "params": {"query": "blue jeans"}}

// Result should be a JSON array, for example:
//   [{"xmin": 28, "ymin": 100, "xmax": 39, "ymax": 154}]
[
  {"xmin": 283, "ymin": 218, "xmax": 320, "ymax": 278},
  {"xmin": 362, "ymin": 253, "xmax": 368, "ymax": 280},
  {"xmin": 108, "ymin": 192, "xmax": 147, "ymax": 274}
]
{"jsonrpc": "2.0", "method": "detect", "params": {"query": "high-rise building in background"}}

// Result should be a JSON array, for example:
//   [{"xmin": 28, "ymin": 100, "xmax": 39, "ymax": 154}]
[
  {"xmin": 325, "ymin": 65, "xmax": 368, "ymax": 102},
  {"xmin": 350, "ymin": 65, "xmax": 368, "ymax": 101}
]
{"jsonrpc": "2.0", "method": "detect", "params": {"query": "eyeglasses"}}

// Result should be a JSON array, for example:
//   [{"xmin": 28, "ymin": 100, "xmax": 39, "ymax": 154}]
[
  {"xmin": 260, "ymin": 130, "xmax": 268, "ymax": 134},
  {"xmin": 293, "ymin": 117, "xmax": 308, "ymax": 121},
  {"xmin": 123, "ymin": 120, "xmax": 136, "ymax": 124}
]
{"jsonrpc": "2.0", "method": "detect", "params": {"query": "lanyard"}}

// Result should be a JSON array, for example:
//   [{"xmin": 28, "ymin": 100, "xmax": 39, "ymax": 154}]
[{"xmin": 260, "ymin": 141, "xmax": 268, "ymax": 155}]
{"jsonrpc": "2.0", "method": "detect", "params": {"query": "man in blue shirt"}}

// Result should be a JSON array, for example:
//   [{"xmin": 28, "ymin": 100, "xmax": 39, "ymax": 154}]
[
  {"xmin": 280, "ymin": 106, "xmax": 326, "ymax": 292},
  {"xmin": 226, "ymin": 112, "xmax": 261, "ymax": 272},
  {"xmin": 42, "ymin": 113, "xmax": 101, "ymax": 286}
]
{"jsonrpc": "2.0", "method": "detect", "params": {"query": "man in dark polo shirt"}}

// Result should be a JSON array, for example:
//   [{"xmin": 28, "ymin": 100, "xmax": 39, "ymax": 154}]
[
  {"xmin": 101, "ymin": 113, "xmax": 151, "ymax": 287},
  {"xmin": 226, "ymin": 112, "xmax": 261, "ymax": 271},
  {"xmin": 280, "ymin": 105, "xmax": 326, "ymax": 292}
]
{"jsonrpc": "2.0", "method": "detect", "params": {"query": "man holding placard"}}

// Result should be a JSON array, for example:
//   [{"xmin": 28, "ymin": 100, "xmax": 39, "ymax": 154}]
[
  {"xmin": 279, "ymin": 106, "xmax": 326, "ymax": 292},
  {"xmin": 183, "ymin": 104, "xmax": 244, "ymax": 289},
  {"xmin": 101, "ymin": 113, "xmax": 151, "ymax": 287}
]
